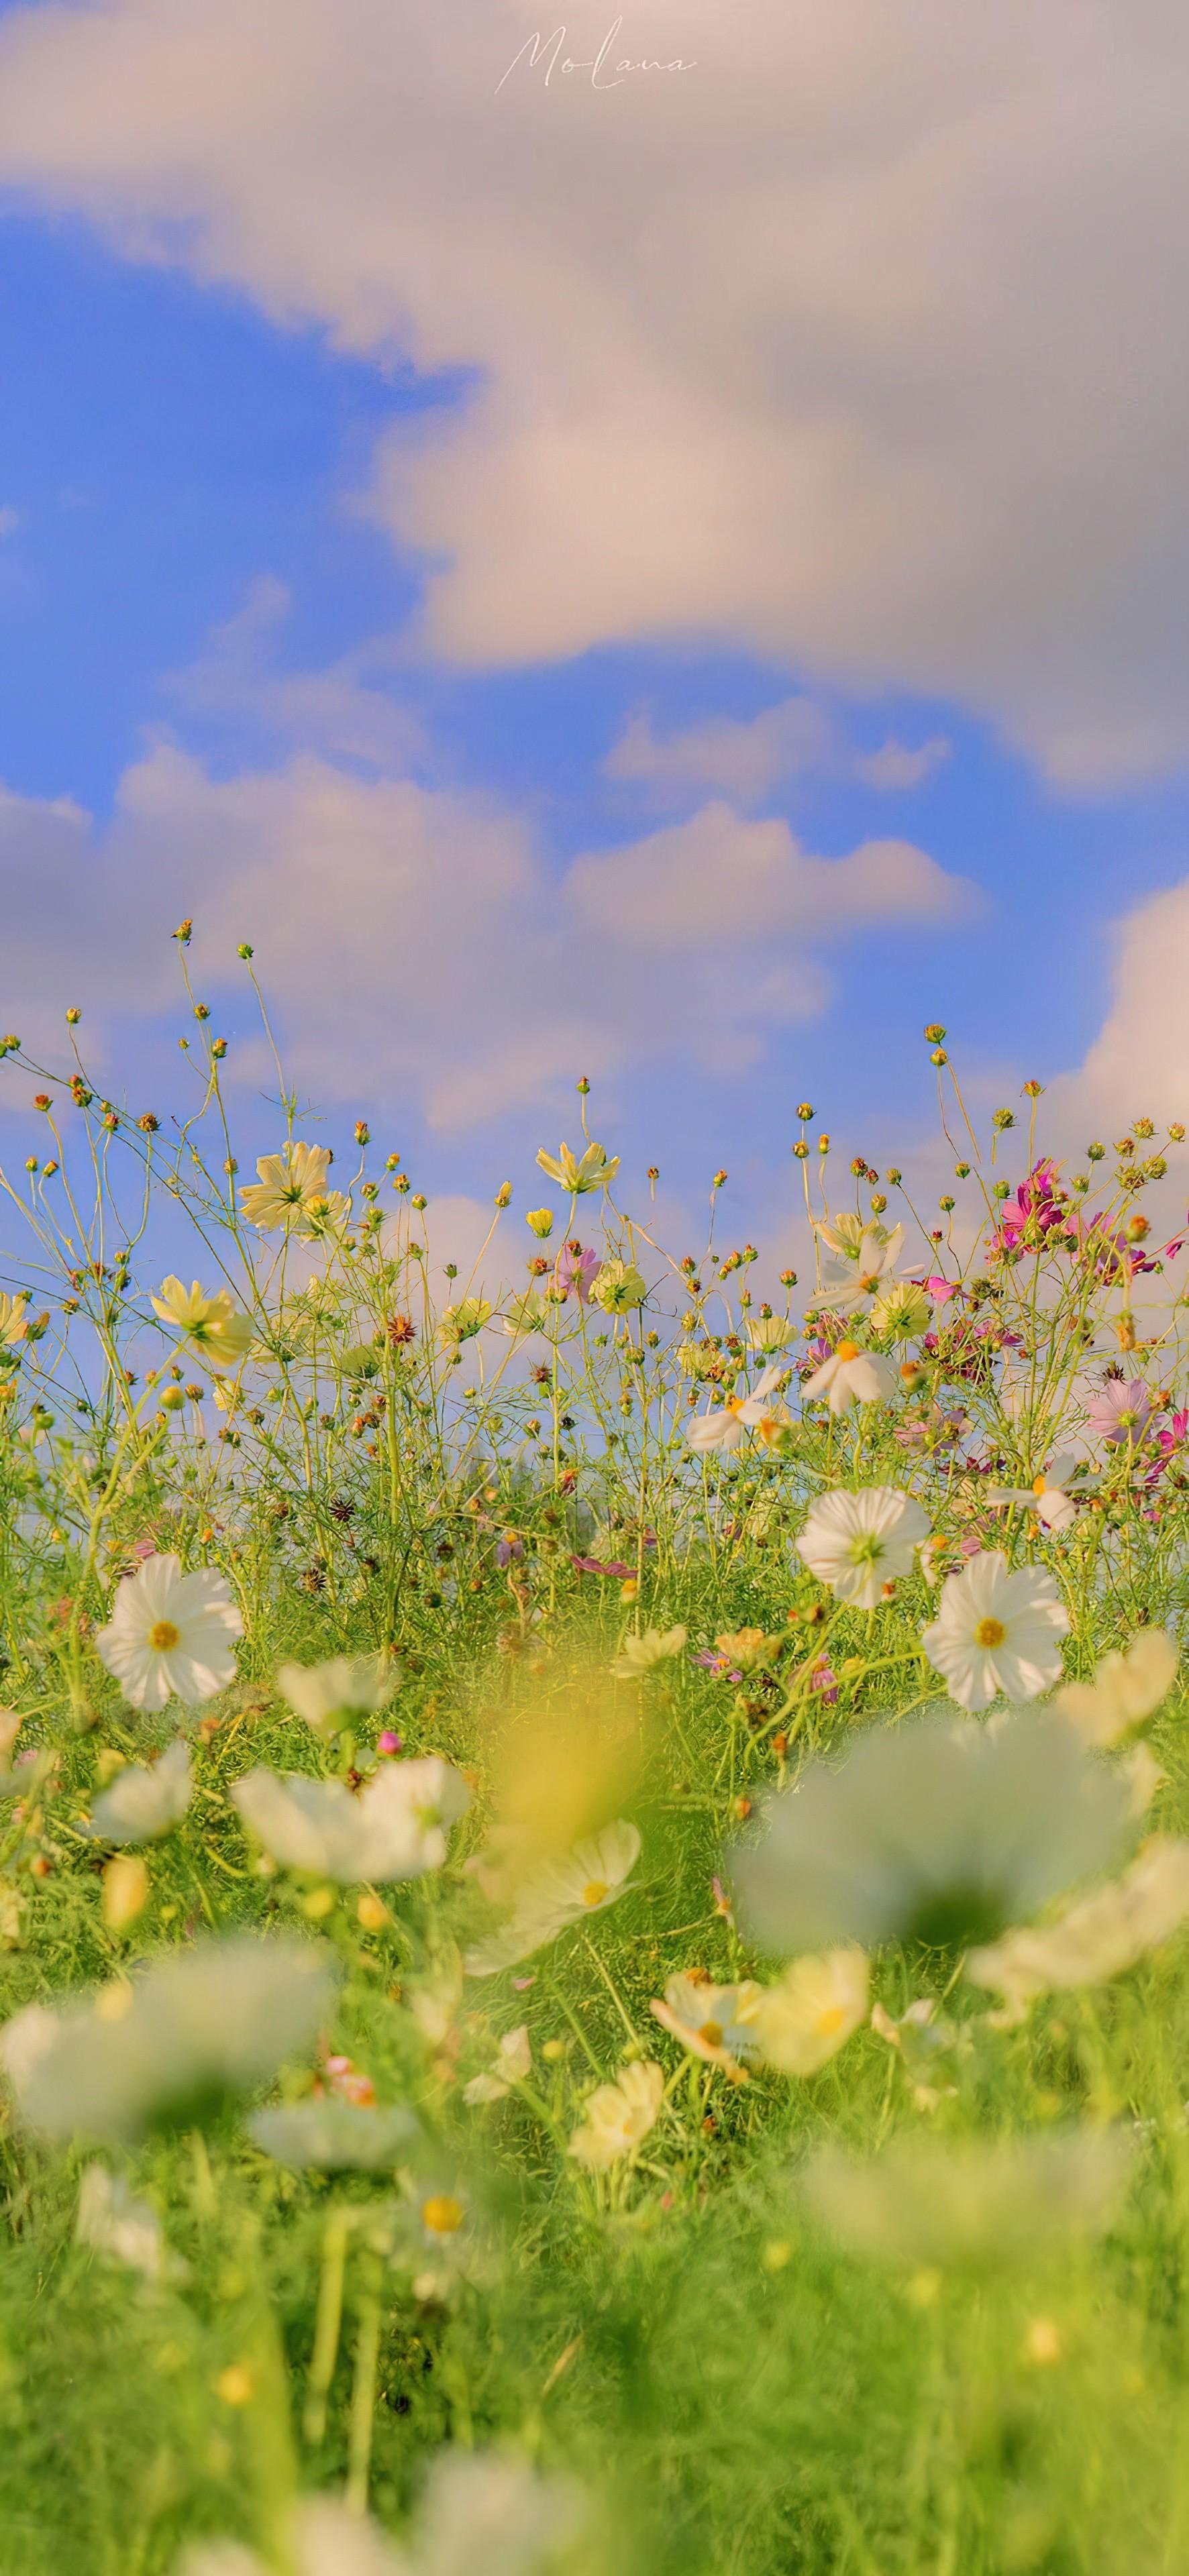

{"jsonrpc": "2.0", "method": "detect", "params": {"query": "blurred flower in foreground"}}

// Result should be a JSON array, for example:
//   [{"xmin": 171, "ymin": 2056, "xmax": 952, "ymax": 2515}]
[
  {"xmin": 0, "ymin": 1935, "xmax": 333, "ymax": 2143},
  {"xmin": 95, "ymin": 1552, "xmax": 243, "ymax": 1713},
  {"xmin": 232, "ymin": 1756, "xmax": 470, "ymax": 1884},
  {"xmin": 966, "ymin": 1835, "xmax": 1189, "ymax": 2018},
  {"xmin": 275, "ymin": 1654, "xmax": 397, "ymax": 1743},
  {"xmin": 239, "ymin": 1141, "xmax": 334, "ymax": 1232},
  {"xmin": 921, "ymin": 1550, "xmax": 1069, "ymax": 1709},
  {"xmin": 181, "ymin": 2451, "xmax": 580, "ymax": 2576},
  {"xmin": 609, "ymin": 1625, "xmax": 686, "ymax": 1680},
  {"xmin": 464, "ymin": 2024, "xmax": 532, "ymax": 2104},
  {"xmin": 650, "ymin": 1975, "xmax": 763, "ymax": 2076},
  {"xmin": 76, "ymin": 2164, "xmax": 185, "ymax": 2283},
  {"xmin": 801, "ymin": 1342, "xmax": 897, "ymax": 1413},
  {"xmin": 570, "ymin": 2061, "xmax": 664, "ymax": 2168},
  {"xmin": 150, "ymin": 1277, "xmax": 253, "ymax": 1375},
  {"xmin": 1056, "ymin": 1628, "xmax": 1178, "ymax": 1747},
  {"xmin": 86, "ymin": 1738, "xmax": 193, "ymax": 1845},
  {"xmin": 536, "ymin": 1138, "xmax": 619, "ymax": 1195},
  {"xmin": 801, "ymin": 2127, "xmax": 1133, "ymax": 2269},
  {"xmin": 466, "ymin": 1820, "xmax": 641, "ymax": 1977},
  {"xmin": 249, "ymin": 2097, "xmax": 419, "ymax": 2171},
  {"xmin": 733, "ymin": 1709, "xmax": 1133, "ymax": 1956},
  {"xmin": 752, "ymin": 1947, "xmax": 870, "ymax": 2076},
  {"xmin": 439, "ymin": 1299, "xmax": 493, "ymax": 1348},
  {"xmin": 796, "ymin": 1485, "xmax": 931, "ymax": 1611}
]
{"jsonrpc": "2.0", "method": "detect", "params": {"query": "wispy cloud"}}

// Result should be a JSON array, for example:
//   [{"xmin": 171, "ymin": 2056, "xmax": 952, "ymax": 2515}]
[{"xmin": 605, "ymin": 700, "xmax": 949, "ymax": 808}]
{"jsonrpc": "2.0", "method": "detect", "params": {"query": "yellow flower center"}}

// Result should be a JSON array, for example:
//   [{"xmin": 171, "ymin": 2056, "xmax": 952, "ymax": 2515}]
[
  {"xmin": 816, "ymin": 2004, "xmax": 847, "ymax": 2035},
  {"xmin": 835, "ymin": 1340, "xmax": 860, "ymax": 1362},
  {"xmin": 698, "ymin": 2019, "xmax": 725, "ymax": 2048},
  {"xmin": 1032, "ymin": 1475, "xmax": 1047, "ymax": 1495},
  {"xmin": 725, "ymin": 1396, "xmax": 745, "ymax": 1415},
  {"xmin": 582, "ymin": 1879, "xmax": 609, "ymax": 1908},
  {"xmin": 974, "ymin": 1616, "xmax": 1006, "ymax": 1649},
  {"xmin": 421, "ymin": 2194, "xmax": 464, "ymax": 2235},
  {"xmin": 149, "ymin": 1619, "xmax": 180, "ymax": 1652}
]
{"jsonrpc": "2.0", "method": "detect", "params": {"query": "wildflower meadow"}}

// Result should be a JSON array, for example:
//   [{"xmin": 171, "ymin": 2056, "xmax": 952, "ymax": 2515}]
[{"xmin": 5, "ymin": 963, "xmax": 1189, "ymax": 2576}]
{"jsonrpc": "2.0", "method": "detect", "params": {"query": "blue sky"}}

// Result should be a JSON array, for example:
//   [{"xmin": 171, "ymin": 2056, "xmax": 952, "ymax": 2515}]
[{"xmin": 1, "ymin": 0, "xmax": 1187, "ymax": 1265}]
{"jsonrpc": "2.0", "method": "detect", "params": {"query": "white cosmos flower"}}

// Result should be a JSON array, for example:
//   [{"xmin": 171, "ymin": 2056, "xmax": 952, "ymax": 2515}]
[
  {"xmin": 796, "ymin": 1485, "xmax": 931, "ymax": 1610},
  {"xmin": 275, "ymin": 1654, "xmax": 397, "ymax": 1741},
  {"xmin": 1056, "ymin": 1627, "xmax": 1179, "ymax": 1747},
  {"xmin": 239, "ymin": 1141, "xmax": 335, "ymax": 1232},
  {"xmin": 465, "ymin": 1819, "xmax": 641, "ymax": 1977},
  {"xmin": 87, "ymin": 1738, "xmax": 192, "ymax": 1845},
  {"xmin": 463, "ymin": 2023, "xmax": 532, "ymax": 2104},
  {"xmin": 535, "ymin": 1138, "xmax": 619, "ymax": 1194},
  {"xmin": 0, "ymin": 1936, "xmax": 334, "ymax": 2143},
  {"xmin": 181, "ymin": 2454, "xmax": 577, "ymax": 2576},
  {"xmin": 569, "ymin": 2060, "xmax": 664, "ymax": 2168},
  {"xmin": 802, "ymin": 1341, "xmax": 897, "ymax": 1414},
  {"xmin": 232, "ymin": 1755, "xmax": 470, "ymax": 1884},
  {"xmin": 686, "ymin": 1364, "xmax": 789, "ymax": 1454},
  {"xmin": 752, "ymin": 1947, "xmax": 870, "ymax": 2075},
  {"xmin": 733, "ymin": 1707, "xmax": 1133, "ymax": 1956},
  {"xmin": 809, "ymin": 1224, "xmax": 906, "ymax": 1317},
  {"xmin": 802, "ymin": 2127, "xmax": 1134, "ymax": 2270},
  {"xmin": 248, "ymin": 2096, "xmax": 419, "ymax": 2170},
  {"xmin": 650, "ymin": 1974, "xmax": 764, "ymax": 2075},
  {"xmin": 95, "ymin": 1553, "xmax": 243, "ymax": 1713},
  {"xmin": 921, "ymin": 1549, "xmax": 1069, "ymax": 1710},
  {"xmin": 746, "ymin": 1313, "xmax": 795, "ymax": 1353},
  {"xmin": 609, "ymin": 1624, "xmax": 687, "ymax": 1679},
  {"xmin": 986, "ymin": 1452, "xmax": 1080, "ymax": 1534},
  {"xmin": 150, "ymin": 1277, "xmax": 254, "ymax": 1375}
]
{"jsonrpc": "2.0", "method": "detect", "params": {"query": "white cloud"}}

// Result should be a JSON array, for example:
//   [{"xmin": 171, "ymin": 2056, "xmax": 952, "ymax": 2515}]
[
  {"xmin": 0, "ymin": 1, "xmax": 1184, "ymax": 779},
  {"xmin": 1049, "ymin": 878, "xmax": 1189, "ymax": 1138},
  {"xmin": 0, "ymin": 744, "xmax": 970, "ymax": 1126},
  {"xmin": 166, "ymin": 576, "xmax": 423, "ymax": 771},
  {"xmin": 605, "ymin": 700, "xmax": 949, "ymax": 806}
]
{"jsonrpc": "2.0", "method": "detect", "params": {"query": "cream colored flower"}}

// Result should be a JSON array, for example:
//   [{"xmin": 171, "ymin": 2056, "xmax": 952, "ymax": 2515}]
[
  {"xmin": 609, "ymin": 1625, "xmax": 686, "ymax": 1680},
  {"xmin": 295, "ymin": 1190, "xmax": 351, "ymax": 1242},
  {"xmin": 921, "ymin": 1548, "xmax": 1068, "ymax": 1710},
  {"xmin": 276, "ymin": 1655, "xmax": 397, "ymax": 1741},
  {"xmin": 569, "ymin": 2060, "xmax": 664, "ymax": 2168},
  {"xmin": 809, "ymin": 1223, "xmax": 906, "ymax": 1318},
  {"xmin": 150, "ymin": 1277, "xmax": 254, "ymax": 1375},
  {"xmin": 752, "ymin": 1947, "xmax": 870, "ymax": 2075},
  {"xmin": 815, "ymin": 1213, "xmax": 899, "ymax": 1260},
  {"xmin": 686, "ymin": 1364, "xmax": 790, "ymax": 1453},
  {"xmin": 0, "ymin": 1291, "xmax": 30, "ymax": 1349},
  {"xmin": 801, "ymin": 1342, "xmax": 896, "ymax": 1413},
  {"xmin": 966, "ymin": 1835, "xmax": 1189, "ymax": 2017},
  {"xmin": 986, "ymin": 1452, "xmax": 1080, "ymax": 1534},
  {"xmin": 535, "ymin": 1139, "xmax": 619, "ymax": 1194},
  {"xmin": 746, "ymin": 1313, "xmax": 795, "ymax": 1353},
  {"xmin": 76, "ymin": 2165, "xmax": 185, "ymax": 2282},
  {"xmin": 796, "ymin": 1485, "xmax": 930, "ymax": 1610},
  {"xmin": 95, "ymin": 1553, "xmax": 243, "ymax": 1713},
  {"xmin": 713, "ymin": 1627, "xmax": 770, "ymax": 1670},
  {"xmin": 87, "ymin": 1739, "xmax": 193, "ymax": 1845},
  {"xmin": 869, "ymin": 1280, "xmax": 931, "ymax": 1342},
  {"xmin": 1056, "ymin": 1628, "xmax": 1178, "ymax": 1747},
  {"xmin": 439, "ymin": 1298, "xmax": 493, "ymax": 1347},
  {"xmin": 650, "ymin": 1974, "xmax": 762, "ymax": 2074},
  {"xmin": 463, "ymin": 2024, "xmax": 532, "ymax": 2104},
  {"xmin": 503, "ymin": 1289, "xmax": 547, "ymax": 1338},
  {"xmin": 590, "ymin": 1258, "xmax": 647, "ymax": 1314},
  {"xmin": 232, "ymin": 1756, "xmax": 470, "ymax": 1884},
  {"xmin": 239, "ymin": 1141, "xmax": 335, "ymax": 1232},
  {"xmin": 465, "ymin": 1819, "xmax": 641, "ymax": 1976}
]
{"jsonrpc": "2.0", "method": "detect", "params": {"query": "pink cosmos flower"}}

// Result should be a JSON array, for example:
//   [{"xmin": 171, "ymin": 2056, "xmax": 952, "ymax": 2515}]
[
  {"xmin": 554, "ymin": 1241, "xmax": 600, "ymax": 1301},
  {"xmin": 1082, "ymin": 1378, "xmax": 1151, "ymax": 1446}
]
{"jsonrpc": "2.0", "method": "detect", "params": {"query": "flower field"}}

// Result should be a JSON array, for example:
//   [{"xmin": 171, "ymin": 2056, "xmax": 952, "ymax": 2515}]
[{"xmin": 4, "ymin": 985, "xmax": 1189, "ymax": 2574}]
